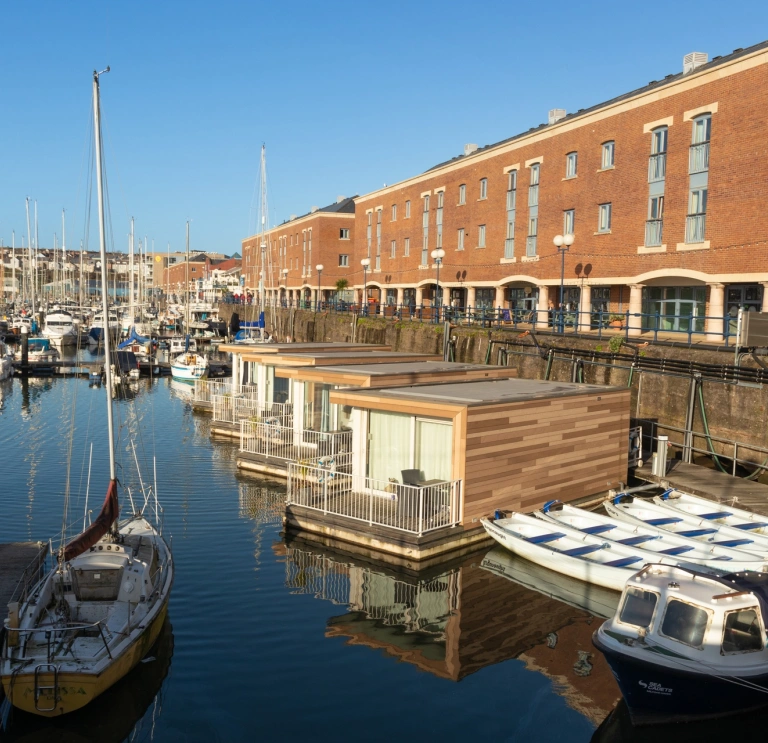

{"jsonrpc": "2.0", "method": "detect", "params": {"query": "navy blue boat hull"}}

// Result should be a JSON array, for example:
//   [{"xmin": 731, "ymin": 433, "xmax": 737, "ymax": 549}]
[{"xmin": 593, "ymin": 630, "xmax": 768, "ymax": 725}]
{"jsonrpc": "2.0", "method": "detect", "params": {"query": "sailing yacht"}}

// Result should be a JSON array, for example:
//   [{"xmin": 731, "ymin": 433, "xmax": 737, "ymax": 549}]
[
  {"xmin": 42, "ymin": 308, "xmax": 78, "ymax": 346},
  {"xmin": 1, "ymin": 67, "xmax": 173, "ymax": 717}
]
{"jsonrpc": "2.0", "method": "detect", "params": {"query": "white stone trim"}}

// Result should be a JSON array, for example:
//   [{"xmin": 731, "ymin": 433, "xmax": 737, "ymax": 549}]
[
  {"xmin": 502, "ymin": 163, "xmax": 520, "ymax": 174},
  {"xmin": 433, "ymin": 186, "xmax": 446, "ymax": 193},
  {"xmin": 643, "ymin": 116, "xmax": 674, "ymax": 133},
  {"xmin": 420, "ymin": 190, "xmax": 432, "ymax": 198},
  {"xmin": 521, "ymin": 255, "xmax": 539, "ymax": 262},
  {"xmin": 637, "ymin": 244, "xmax": 667, "ymax": 254},
  {"xmin": 676, "ymin": 240, "xmax": 711, "ymax": 251},
  {"xmin": 500, "ymin": 257, "xmax": 517, "ymax": 264},
  {"xmin": 525, "ymin": 156, "xmax": 543, "ymax": 167},
  {"xmin": 684, "ymin": 103, "xmax": 718, "ymax": 121}
]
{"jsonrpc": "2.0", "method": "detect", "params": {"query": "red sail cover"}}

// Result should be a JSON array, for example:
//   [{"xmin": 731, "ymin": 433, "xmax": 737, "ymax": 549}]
[{"xmin": 63, "ymin": 480, "xmax": 120, "ymax": 562}]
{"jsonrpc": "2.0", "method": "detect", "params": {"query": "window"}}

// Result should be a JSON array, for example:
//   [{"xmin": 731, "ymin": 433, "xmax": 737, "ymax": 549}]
[
  {"xmin": 692, "ymin": 114, "xmax": 712, "ymax": 145},
  {"xmin": 338, "ymin": 254, "xmax": 349, "ymax": 267},
  {"xmin": 479, "ymin": 178, "xmax": 487, "ymax": 199},
  {"xmin": 660, "ymin": 599, "xmax": 710, "ymax": 648},
  {"xmin": 690, "ymin": 114, "xmax": 711, "ymax": 174},
  {"xmin": 505, "ymin": 170, "xmax": 517, "ymax": 259},
  {"xmin": 478, "ymin": 224, "xmax": 486, "ymax": 248},
  {"xmin": 686, "ymin": 187, "xmax": 708, "ymax": 243},
  {"xmin": 366, "ymin": 212, "xmax": 372, "ymax": 258},
  {"xmin": 458, "ymin": 184, "xmax": 466, "ymax": 205},
  {"xmin": 404, "ymin": 237, "xmax": 410, "ymax": 257},
  {"xmin": 457, "ymin": 228, "xmax": 465, "ymax": 251},
  {"xmin": 722, "ymin": 608, "xmax": 763, "ymax": 653},
  {"xmin": 565, "ymin": 152, "xmax": 577, "ymax": 178},
  {"xmin": 648, "ymin": 195, "xmax": 664, "ymax": 220},
  {"xmin": 601, "ymin": 141, "xmax": 615, "ymax": 169},
  {"xmin": 563, "ymin": 209, "xmax": 575, "ymax": 235},
  {"xmin": 390, "ymin": 240, "xmax": 396, "ymax": 258},
  {"xmin": 436, "ymin": 191, "xmax": 444, "ymax": 248},
  {"xmin": 646, "ymin": 195, "xmax": 664, "ymax": 246},
  {"xmin": 405, "ymin": 200, "xmax": 411, "ymax": 218},
  {"xmin": 651, "ymin": 126, "xmax": 668, "ymax": 155},
  {"xmin": 422, "ymin": 195, "xmax": 430, "ymax": 256},
  {"xmin": 340, "ymin": 228, "xmax": 350, "ymax": 239},
  {"xmin": 391, "ymin": 204, "xmax": 397, "ymax": 221},
  {"xmin": 598, "ymin": 203, "xmax": 612, "ymax": 232},
  {"xmin": 619, "ymin": 587, "xmax": 658, "ymax": 629},
  {"xmin": 530, "ymin": 163, "xmax": 540, "ymax": 186}
]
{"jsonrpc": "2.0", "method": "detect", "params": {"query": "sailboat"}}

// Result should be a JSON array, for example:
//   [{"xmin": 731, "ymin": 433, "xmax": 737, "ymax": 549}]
[
  {"xmin": 170, "ymin": 221, "xmax": 208, "ymax": 382},
  {"xmin": 0, "ymin": 67, "xmax": 174, "ymax": 717}
]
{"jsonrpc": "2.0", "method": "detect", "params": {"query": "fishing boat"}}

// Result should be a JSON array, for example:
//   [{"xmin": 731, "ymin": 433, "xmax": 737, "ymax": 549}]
[
  {"xmin": 655, "ymin": 489, "xmax": 768, "ymax": 536},
  {"xmin": 480, "ymin": 512, "xmax": 758, "ymax": 592},
  {"xmin": 594, "ymin": 564, "xmax": 768, "ymax": 724},
  {"xmin": 0, "ymin": 67, "xmax": 173, "ymax": 717},
  {"xmin": 42, "ymin": 309, "xmax": 78, "ymax": 346},
  {"xmin": 605, "ymin": 494, "xmax": 768, "ymax": 555}
]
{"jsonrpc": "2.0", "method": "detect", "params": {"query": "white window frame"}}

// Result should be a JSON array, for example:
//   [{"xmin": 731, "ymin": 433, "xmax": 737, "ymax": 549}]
[
  {"xmin": 598, "ymin": 203, "xmax": 612, "ymax": 232},
  {"xmin": 391, "ymin": 204, "xmax": 397, "ymax": 221},
  {"xmin": 338, "ymin": 254, "xmax": 349, "ymax": 267},
  {"xmin": 457, "ymin": 228, "xmax": 465, "ymax": 251},
  {"xmin": 478, "ymin": 224, "xmax": 486, "ymax": 248},
  {"xmin": 458, "ymin": 184, "xmax": 466, "ymax": 205},
  {"xmin": 479, "ymin": 178, "xmax": 488, "ymax": 200},
  {"xmin": 563, "ymin": 209, "xmax": 575, "ymax": 235},
  {"xmin": 565, "ymin": 152, "xmax": 578, "ymax": 178},
  {"xmin": 405, "ymin": 200, "xmax": 411, "ymax": 218},
  {"xmin": 404, "ymin": 237, "xmax": 410, "ymax": 257},
  {"xmin": 601, "ymin": 141, "xmax": 615, "ymax": 169}
]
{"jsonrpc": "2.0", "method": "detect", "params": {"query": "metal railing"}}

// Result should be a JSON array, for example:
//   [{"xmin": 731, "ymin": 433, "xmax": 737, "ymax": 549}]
[
  {"xmin": 240, "ymin": 421, "xmax": 351, "ymax": 464},
  {"xmin": 193, "ymin": 380, "xmax": 256, "ymax": 405},
  {"xmin": 644, "ymin": 219, "xmax": 663, "ymax": 247},
  {"xmin": 287, "ymin": 463, "xmax": 462, "ymax": 536},
  {"xmin": 648, "ymin": 153, "xmax": 666, "ymax": 182},
  {"xmin": 637, "ymin": 419, "xmax": 768, "ymax": 477},
  {"xmin": 213, "ymin": 393, "xmax": 293, "ymax": 427},
  {"xmin": 686, "ymin": 214, "xmax": 706, "ymax": 243},
  {"xmin": 628, "ymin": 425, "xmax": 643, "ymax": 468},
  {"xmin": 689, "ymin": 142, "xmax": 710, "ymax": 174}
]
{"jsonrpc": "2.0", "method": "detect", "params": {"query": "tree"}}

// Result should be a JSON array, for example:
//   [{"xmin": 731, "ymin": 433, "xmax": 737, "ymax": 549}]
[{"xmin": 335, "ymin": 278, "xmax": 349, "ymax": 293}]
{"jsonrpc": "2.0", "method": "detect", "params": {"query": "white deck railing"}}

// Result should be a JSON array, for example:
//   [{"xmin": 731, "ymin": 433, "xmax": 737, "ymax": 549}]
[
  {"xmin": 240, "ymin": 422, "xmax": 351, "ymax": 465},
  {"xmin": 194, "ymin": 380, "xmax": 256, "ymax": 405},
  {"xmin": 287, "ymin": 463, "xmax": 461, "ymax": 536},
  {"xmin": 212, "ymin": 394, "xmax": 292, "ymax": 427}
]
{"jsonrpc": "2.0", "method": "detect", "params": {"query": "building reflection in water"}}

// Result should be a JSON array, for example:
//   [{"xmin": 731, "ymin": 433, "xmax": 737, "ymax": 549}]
[
  {"xmin": 280, "ymin": 538, "xmax": 622, "ymax": 725},
  {"xmin": 239, "ymin": 479, "xmax": 285, "ymax": 568},
  {"xmin": 2, "ymin": 619, "xmax": 174, "ymax": 743}
]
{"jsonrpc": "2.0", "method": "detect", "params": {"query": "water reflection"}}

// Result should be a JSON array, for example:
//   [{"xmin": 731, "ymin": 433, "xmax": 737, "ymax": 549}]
[
  {"xmin": 279, "ymin": 537, "xmax": 622, "ymax": 723},
  {"xmin": 2, "ymin": 619, "xmax": 174, "ymax": 743},
  {"xmin": 0, "ymin": 378, "xmax": 13, "ymax": 412}
]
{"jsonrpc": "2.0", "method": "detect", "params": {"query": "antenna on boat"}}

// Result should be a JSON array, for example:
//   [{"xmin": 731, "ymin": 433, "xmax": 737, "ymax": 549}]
[{"xmin": 93, "ymin": 65, "xmax": 117, "ymax": 482}]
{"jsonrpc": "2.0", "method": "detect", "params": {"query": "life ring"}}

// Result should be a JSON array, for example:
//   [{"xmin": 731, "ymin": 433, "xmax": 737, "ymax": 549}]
[{"xmin": 317, "ymin": 455, "xmax": 336, "ymax": 484}]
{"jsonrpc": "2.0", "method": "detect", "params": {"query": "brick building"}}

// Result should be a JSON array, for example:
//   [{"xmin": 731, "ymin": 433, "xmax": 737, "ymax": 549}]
[
  {"xmin": 162, "ymin": 253, "xmax": 240, "ymax": 297},
  {"xmin": 242, "ymin": 197, "xmax": 355, "ymax": 304},
  {"xmin": 345, "ymin": 41, "xmax": 768, "ymax": 339}
]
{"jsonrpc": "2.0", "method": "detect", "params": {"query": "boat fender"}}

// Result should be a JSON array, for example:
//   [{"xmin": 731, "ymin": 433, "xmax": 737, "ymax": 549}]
[
  {"xmin": 542, "ymin": 500, "xmax": 562, "ymax": 513},
  {"xmin": 494, "ymin": 510, "xmax": 505, "ymax": 521},
  {"xmin": 658, "ymin": 488, "xmax": 675, "ymax": 500}
]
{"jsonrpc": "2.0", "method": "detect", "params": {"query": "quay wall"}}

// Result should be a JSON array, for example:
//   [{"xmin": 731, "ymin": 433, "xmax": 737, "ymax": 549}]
[{"xmin": 218, "ymin": 304, "xmax": 768, "ymax": 460}]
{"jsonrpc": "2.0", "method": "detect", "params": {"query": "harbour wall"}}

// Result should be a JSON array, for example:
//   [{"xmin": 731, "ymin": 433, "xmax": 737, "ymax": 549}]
[{"xmin": 218, "ymin": 304, "xmax": 768, "ymax": 462}]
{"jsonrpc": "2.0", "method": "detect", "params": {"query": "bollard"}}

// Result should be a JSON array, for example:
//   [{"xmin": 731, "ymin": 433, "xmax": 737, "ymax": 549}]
[
  {"xmin": 653, "ymin": 435, "xmax": 668, "ymax": 477},
  {"xmin": 20, "ymin": 324, "xmax": 29, "ymax": 371}
]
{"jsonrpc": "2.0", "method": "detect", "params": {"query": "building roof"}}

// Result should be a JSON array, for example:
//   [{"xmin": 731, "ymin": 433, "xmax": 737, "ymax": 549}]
[
  {"xmin": 336, "ymin": 377, "xmax": 624, "ymax": 408},
  {"xmin": 295, "ymin": 361, "xmax": 509, "ymax": 376},
  {"xmin": 425, "ymin": 40, "xmax": 768, "ymax": 174},
  {"xmin": 278, "ymin": 196, "xmax": 357, "ymax": 225}
]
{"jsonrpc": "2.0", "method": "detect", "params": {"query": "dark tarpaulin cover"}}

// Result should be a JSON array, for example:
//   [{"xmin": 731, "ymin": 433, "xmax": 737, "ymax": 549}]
[{"xmin": 63, "ymin": 480, "xmax": 120, "ymax": 562}]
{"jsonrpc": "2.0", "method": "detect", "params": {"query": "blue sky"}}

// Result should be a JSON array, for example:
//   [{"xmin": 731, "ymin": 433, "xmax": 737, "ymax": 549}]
[{"xmin": 1, "ymin": 0, "xmax": 766, "ymax": 257}]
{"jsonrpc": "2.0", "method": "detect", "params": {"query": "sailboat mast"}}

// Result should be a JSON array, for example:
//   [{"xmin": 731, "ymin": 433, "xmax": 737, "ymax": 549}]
[
  {"xmin": 93, "ymin": 66, "xmax": 116, "ymax": 482},
  {"xmin": 129, "ymin": 217, "xmax": 135, "ymax": 325},
  {"xmin": 11, "ymin": 231, "xmax": 15, "ymax": 306},
  {"xmin": 62, "ymin": 208, "xmax": 66, "ymax": 300},
  {"xmin": 185, "ymin": 221, "xmax": 190, "ymax": 332},
  {"xmin": 258, "ymin": 144, "xmax": 267, "ymax": 310}
]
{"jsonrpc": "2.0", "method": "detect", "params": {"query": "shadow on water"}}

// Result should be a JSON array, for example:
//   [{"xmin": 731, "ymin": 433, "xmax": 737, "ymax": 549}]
[
  {"xmin": 1, "ymin": 619, "xmax": 174, "ymax": 743},
  {"xmin": 279, "ymin": 533, "xmax": 622, "ymax": 725}
]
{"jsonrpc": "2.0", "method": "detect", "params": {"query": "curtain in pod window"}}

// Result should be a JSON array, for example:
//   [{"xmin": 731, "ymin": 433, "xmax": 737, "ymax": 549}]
[
  {"xmin": 415, "ymin": 419, "xmax": 453, "ymax": 481},
  {"xmin": 368, "ymin": 412, "xmax": 411, "ymax": 483}
]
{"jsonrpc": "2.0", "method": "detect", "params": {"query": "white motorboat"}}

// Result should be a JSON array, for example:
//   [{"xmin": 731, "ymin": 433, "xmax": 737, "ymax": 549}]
[
  {"xmin": 605, "ymin": 495, "xmax": 768, "ymax": 555},
  {"xmin": 13, "ymin": 337, "xmax": 60, "ymax": 363},
  {"xmin": 655, "ymin": 489, "xmax": 768, "ymax": 536},
  {"xmin": 594, "ymin": 564, "xmax": 768, "ymax": 724},
  {"xmin": 0, "ymin": 340, "xmax": 13, "ymax": 380},
  {"xmin": 170, "ymin": 351, "xmax": 208, "ymax": 381},
  {"xmin": 88, "ymin": 310, "xmax": 120, "ymax": 344},
  {"xmin": 169, "ymin": 336, "xmax": 197, "ymax": 353},
  {"xmin": 42, "ymin": 309, "xmax": 78, "ymax": 346}
]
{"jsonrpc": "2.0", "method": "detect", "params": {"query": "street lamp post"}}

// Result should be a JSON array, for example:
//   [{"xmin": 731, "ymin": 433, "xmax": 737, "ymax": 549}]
[
  {"xmin": 553, "ymin": 233, "xmax": 575, "ymax": 332},
  {"xmin": 360, "ymin": 257, "xmax": 370, "ymax": 316},
  {"xmin": 315, "ymin": 264, "xmax": 324, "ymax": 311},
  {"xmin": 430, "ymin": 248, "xmax": 445, "ymax": 321}
]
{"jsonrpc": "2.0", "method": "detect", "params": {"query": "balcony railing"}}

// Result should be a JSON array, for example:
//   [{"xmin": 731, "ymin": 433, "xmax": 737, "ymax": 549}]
[
  {"xmin": 506, "ymin": 190, "xmax": 517, "ymax": 210},
  {"xmin": 528, "ymin": 184, "xmax": 539, "ymax": 207},
  {"xmin": 504, "ymin": 238, "xmax": 515, "ymax": 259},
  {"xmin": 526, "ymin": 236, "xmax": 537, "ymax": 256},
  {"xmin": 689, "ymin": 142, "xmax": 710, "ymax": 174},
  {"xmin": 213, "ymin": 393, "xmax": 293, "ymax": 427},
  {"xmin": 240, "ymin": 421, "xmax": 351, "ymax": 465},
  {"xmin": 287, "ymin": 463, "xmax": 462, "ymax": 536},
  {"xmin": 648, "ymin": 153, "xmax": 666, "ymax": 182},
  {"xmin": 644, "ymin": 219, "xmax": 663, "ymax": 247},
  {"xmin": 193, "ymin": 380, "xmax": 256, "ymax": 406},
  {"xmin": 686, "ymin": 214, "xmax": 707, "ymax": 243}
]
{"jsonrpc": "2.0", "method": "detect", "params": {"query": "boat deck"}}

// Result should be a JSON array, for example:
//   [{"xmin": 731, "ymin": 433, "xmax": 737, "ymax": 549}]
[{"xmin": 0, "ymin": 542, "xmax": 47, "ymax": 612}]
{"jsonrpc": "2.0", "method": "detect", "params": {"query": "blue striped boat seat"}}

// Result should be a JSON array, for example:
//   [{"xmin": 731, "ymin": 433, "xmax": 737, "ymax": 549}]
[
  {"xmin": 604, "ymin": 556, "xmax": 644, "ymax": 568},
  {"xmin": 699, "ymin": 511, "xmax": 731, "ymax": 519},
  {"xmin": 677, "ymin": 528, "xmax": 717, "ymax": 537},
  {"xmin": 646, "ymin": 517, "xmax": 683, "ymax": 526},
  {"xmin": 732, "ymin": 522, "xmax": 768, "ymax": 531},
  {"xmin": 561, "ymin": 544, "xmax": 604, "ymax": 557},
  {"xmin": 657, "ymin": 545, "xmax": 694, "ymax": 555},
  {"xmin": 526, "ymin": 532, "xmax": 567, "ymax": 544},
  {"xmin": 617, "ymin": 535, "xmax": 654, "ymax": 546},
  {"xmin": 580, "ymin": 524, "xmax": 615, "ymax": 535},
  {"xmin": 712, "ymin": 556, "xmax": 733, "ymax": 561},
  {"xmin": 713, "ymin": 538, "xmax": 754, "ymax": 547}
]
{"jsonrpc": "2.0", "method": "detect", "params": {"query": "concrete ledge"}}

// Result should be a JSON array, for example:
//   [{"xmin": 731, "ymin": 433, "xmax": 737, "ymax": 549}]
[
  {"xmin": 210, "ymin": 422, "xmax": 240, "ymax": 439},
  {"xmin": 191, "ymin": 402, "xmax": 213, "ymax": 413},
  {"xmin": 236, "ymin": 452, "xmax": 289, "ymax": 479}
]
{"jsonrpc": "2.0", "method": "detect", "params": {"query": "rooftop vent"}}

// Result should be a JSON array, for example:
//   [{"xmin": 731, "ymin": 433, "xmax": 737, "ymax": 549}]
[
  {"xmin": 548, "ymin": 108, "xmax": 566, "ymax": 125},
  {"xmin": 289, "ymin": 214, "xmax": 297, "ymax": 221},
  {"xmin": 463, "ymin": 143, "xmax": 479, "ymax": 156},
  {"xmin": 683, "ymin": 52, "xmax": 708, "ymax": 74},
  {"xmin": 336, "ymin": 195, "xmax": 346, "ymax": 203},
  {"xmin": 310, "ymin": 205, "xmax": 319, "ymax": 213}
]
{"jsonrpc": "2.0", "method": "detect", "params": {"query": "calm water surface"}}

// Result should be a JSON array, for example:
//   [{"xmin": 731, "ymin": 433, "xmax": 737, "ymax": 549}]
[{"xmin": 0, "ymin": 371, "xmax": 624, "ymax": 742}]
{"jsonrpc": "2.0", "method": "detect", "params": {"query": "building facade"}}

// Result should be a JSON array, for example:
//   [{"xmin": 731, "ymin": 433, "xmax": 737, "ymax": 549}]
[
  {"xmin": 346, "ymin": 42, "xmax": 768, "ymax": 338},
  {"xmin": 242, "ymin": 197, "xmax": 355, "ymax": 305}
]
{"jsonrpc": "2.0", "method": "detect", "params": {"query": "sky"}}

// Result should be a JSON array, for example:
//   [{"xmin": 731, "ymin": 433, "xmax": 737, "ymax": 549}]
[{"xmin": 1, "ymin": 0, "xmax": 767, "ymax": 257}]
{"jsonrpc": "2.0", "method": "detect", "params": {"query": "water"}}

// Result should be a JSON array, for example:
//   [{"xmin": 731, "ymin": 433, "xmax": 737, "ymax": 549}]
[{"xmin": 0, "ymin": 372, "xmax": 622, "ymax": 742}]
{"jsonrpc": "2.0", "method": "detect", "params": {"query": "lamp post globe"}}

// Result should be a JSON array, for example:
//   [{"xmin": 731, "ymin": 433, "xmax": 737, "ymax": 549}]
[{"xmin": 553, "ymin": 233, "xmax": 574, "ymax": 333}]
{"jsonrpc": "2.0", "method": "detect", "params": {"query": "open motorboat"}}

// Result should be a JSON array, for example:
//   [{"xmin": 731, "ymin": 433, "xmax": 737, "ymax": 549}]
[
  {"xmin": 1, "ymin": 68, "xmax": 173, "ymax": 718},
  {"xmin": 594, "ymin": 564, "xmax": 768, "ymax": 724},
  {"xmin": 655, "ymin": 489, "xmax": 768, "ymax": 536},
  {"xmin": 42, "ymin": 309, "xmax": 78, "ymax": 346},
  {"xmin": 13, "ymin": 337, "xmax": 60, "ymax": 364},
  {"xmin": 170, "ymin": 351, "xmax": 208, "ymax": 382},
  {"xmin": 605, "ymin": 494, "xmax": 768, "ymax": 555}
]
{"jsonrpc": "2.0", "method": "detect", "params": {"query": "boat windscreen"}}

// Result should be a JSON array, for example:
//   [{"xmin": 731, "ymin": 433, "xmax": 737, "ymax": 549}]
[{"xmin": 619, "ymin": 586, "xmax": 658, "ymax": 629}]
